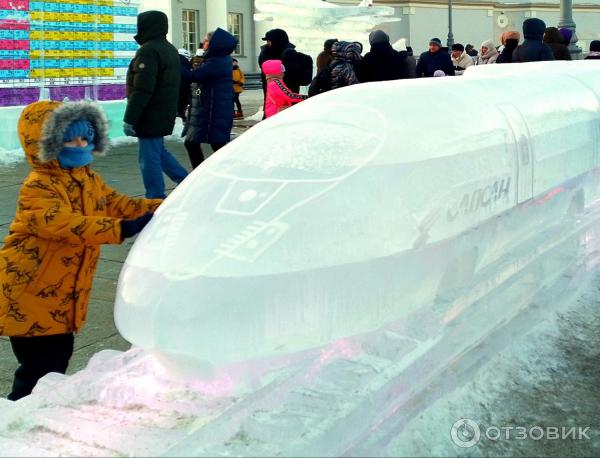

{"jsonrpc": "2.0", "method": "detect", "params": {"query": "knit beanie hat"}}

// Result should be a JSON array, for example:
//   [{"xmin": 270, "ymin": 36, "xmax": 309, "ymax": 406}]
[
  {"xmin": 63, "ymin": 119, "xmax": 95, "ymax": 143},
  {"xmin": 559, "ymin": 28, "xmax": 574, "ymax": 45},
  {"xmin": 369, "ymin": 30, "xmax": 389, "ymax": 45},
  {"xmin": 429, "ymin": 38, "xmax": 442, "ymax": 47},
  {"xmin": 262, "ymin": 59, "xmax": 284, "ymax": 76}
]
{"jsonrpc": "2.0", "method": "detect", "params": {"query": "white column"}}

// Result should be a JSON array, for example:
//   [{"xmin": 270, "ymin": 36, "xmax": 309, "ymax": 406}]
[
  {"xmin": 558, "ymin": 0, "xmax": 582, "ymax": 58},
  {"xmin": 206, "ymin": 0, "xmax": 229, "ymax": 33}
]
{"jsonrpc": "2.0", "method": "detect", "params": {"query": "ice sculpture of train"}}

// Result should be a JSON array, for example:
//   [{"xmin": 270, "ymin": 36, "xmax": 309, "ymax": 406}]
[{"xmin": 114, "ymin": 61, "xmax": 600, "ymax": 374}]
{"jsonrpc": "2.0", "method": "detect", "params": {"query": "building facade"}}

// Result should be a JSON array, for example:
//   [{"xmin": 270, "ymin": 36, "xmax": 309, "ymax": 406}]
[
  {"xmin": 140, "ymin": 0, "xmax": 600, "ymax": 72},
  {"xmin": 140, "ymin": 0, "xmax": 257, "ymax": 72}
]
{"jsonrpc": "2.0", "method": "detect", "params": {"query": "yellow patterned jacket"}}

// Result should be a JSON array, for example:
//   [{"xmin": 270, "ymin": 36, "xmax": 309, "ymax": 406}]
[{"xmin": 0, "ymin": 100, "xmax": 161, "ymax": 337}]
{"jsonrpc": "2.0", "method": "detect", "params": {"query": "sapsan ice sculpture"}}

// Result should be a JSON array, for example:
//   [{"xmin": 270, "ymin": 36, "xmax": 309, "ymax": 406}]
[{"xmin": 114, "ymin": 61, "xmax": 600, "ymax": 374}]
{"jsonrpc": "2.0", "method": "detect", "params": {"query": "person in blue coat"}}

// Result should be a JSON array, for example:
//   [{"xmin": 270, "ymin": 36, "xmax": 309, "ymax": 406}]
[
  {"xmin": 181, "ymin": 28, "xmax": 238, "ymax": 169},
  {"xmin": 416, "ymin": 38, "xmax": 455, "ymax": 78},
  {"xmin": 512, "ymin": 18, "xmax": 555, "ymax": 63}
]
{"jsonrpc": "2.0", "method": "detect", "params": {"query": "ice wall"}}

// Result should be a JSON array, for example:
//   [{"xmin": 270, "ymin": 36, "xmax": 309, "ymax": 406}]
[
  {"xmin": 115, "ymin": 62, "xmax": 600, "ymax": 374},
  {"xmin": 0, "ymin": 0, "xmax": 140, "ymax": 158},
  {"xmin": 0, "ymin": 100, "xmax": 130, "ymax": 164},
  {"xmin": 254, "ymin": 0, "xmax": 399, "ymax": 67}
]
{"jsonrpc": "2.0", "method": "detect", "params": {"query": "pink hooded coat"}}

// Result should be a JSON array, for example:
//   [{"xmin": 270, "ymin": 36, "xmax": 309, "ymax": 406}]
[{"xmin": 262, "ymin": 60, "xmax": 306, "ymax": 118}]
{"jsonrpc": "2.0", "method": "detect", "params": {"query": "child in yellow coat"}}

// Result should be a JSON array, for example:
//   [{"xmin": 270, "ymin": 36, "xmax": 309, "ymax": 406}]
[
  {"xmin": 0, "ymin": 100, "xmax": 162, "ymax": 400},
  {"xmin": 232, "ymin": 58, "xmax": 245, "ymax": 119}
]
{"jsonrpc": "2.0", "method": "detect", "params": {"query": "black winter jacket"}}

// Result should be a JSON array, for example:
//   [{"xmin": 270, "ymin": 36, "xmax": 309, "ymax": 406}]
[
  {"xmin": 415, "ymin": 50, "xmax": 455, "ymax": 77},
  {"xmin": 512, "ymin": 18, "xmax": 555, "ymax": 63},
  {"xmin": 496, "ymin": 39, "xmax": 519, "ymax": 64},
  {"xmin": 360, "ymin": 42, "xmax": 409, "ymax": 82},
  {"xmin": 124, "ymin": 11, "xmax": 180, "ymax": 138},
  {"xmin": 258, "ymin": 29, "xmax": 303, "ymax": 94},
  {"xmin": 181, "ymin": 28, "xmax": 237, "ymax": 145}
]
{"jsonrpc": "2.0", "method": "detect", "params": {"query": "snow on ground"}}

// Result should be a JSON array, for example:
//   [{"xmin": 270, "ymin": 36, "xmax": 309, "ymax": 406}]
[{"xmin": 0, "ymin": 149, "xmax": 26, "ymax": 166}]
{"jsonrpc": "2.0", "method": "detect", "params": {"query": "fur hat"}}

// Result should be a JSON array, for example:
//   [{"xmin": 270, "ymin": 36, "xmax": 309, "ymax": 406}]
[
  {"xmin": 39, "ymin": 101, "xmax": 109, "ymax": 163},
  {"xmin": 500, "ymin": 31, "xmax": 520, "ymax": 45}
]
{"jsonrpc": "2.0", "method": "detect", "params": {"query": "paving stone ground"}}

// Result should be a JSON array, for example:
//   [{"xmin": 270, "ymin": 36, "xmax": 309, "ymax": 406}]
[{"xmin": 0, "ymin": 90, "xmax": 263, "ymax": 397}]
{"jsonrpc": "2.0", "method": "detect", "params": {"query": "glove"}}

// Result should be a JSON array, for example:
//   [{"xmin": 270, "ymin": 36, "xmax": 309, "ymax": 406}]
[
  {"xmin": 123, "ymin": 122, "xmax": 136, "ymax": 137},
  {"xmin": 121, "ymin": 212, "xmax": 153, "ymax": 239}
]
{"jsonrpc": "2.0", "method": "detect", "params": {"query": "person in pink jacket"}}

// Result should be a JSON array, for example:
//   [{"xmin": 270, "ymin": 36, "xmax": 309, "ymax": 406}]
[{"xmin": 262, "ymin": 59, "xmax": 307, "ymax": 118}]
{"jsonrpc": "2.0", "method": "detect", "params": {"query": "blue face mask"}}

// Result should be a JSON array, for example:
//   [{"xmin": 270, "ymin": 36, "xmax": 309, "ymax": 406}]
[{"xmin": 58, "ymin": 144, "xmax": 95, "ymax": 169}]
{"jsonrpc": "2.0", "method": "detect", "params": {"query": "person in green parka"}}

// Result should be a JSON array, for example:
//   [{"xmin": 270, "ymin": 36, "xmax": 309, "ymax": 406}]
[{"xmin": 123, "ymin": 10, "xmax": 188, "ymax": 199}]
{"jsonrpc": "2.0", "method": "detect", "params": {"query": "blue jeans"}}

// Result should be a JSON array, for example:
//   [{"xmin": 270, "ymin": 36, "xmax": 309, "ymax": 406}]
[{"xmin": 138, "ymin": 137, "xmax": 188, "ymax": 199}]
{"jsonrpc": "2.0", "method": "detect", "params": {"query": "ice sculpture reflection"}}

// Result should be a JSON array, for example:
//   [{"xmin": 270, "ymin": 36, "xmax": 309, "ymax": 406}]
[
  {"xmin": 115, "ymin": 62, "xmax": 600, "ymax": 373},
  {"xmin": 254, "ymin": 0, "xmax": 399, "ymax": 64}
]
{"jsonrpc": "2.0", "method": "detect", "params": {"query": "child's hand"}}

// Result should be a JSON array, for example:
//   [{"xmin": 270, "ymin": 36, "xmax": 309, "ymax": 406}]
[{"xmin": 121, "ymin": 212, "xmax": 153, "ymax": 239}]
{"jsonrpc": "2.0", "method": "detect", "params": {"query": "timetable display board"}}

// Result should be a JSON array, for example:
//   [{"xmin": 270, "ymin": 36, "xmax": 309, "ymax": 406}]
[{"xmin": 0, "ymin": 0, "xmax": 139, "ymax": 106}]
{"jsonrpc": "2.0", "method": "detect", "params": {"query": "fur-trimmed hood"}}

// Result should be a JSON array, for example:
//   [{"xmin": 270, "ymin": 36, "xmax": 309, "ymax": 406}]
[{"xmin": 18, "ymin": 100, "xmax": 110, "ymax": 168}]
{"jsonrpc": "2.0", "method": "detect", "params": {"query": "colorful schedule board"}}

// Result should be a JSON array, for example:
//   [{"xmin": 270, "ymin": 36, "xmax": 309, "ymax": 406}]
[{"xmin": 0, "ymin": 0, "xmax": 139, "ymax": 106}]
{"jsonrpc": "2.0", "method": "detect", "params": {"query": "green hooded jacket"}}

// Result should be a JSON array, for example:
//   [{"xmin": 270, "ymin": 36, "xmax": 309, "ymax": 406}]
[{"xmin": 124, "ymin": 11, "xmax": 180, "ymax": 138}]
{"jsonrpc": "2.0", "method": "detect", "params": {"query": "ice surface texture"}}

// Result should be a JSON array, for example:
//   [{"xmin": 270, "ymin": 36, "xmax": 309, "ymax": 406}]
[{"xmin": 115, "ymin": 61, "xmax": 600, "ymax": 372}]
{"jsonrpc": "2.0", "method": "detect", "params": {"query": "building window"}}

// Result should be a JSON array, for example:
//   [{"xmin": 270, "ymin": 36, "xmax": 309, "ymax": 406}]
[
  {"xmin": 228, "ymin": 13, "xmax": 243, "ymax": 55},
  {"xmin": 182, "ymin": 9, "xmax": 198, "ymax": 54}
]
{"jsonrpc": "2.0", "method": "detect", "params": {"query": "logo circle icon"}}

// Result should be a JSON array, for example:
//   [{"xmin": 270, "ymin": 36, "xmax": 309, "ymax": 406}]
[{"xmin": 451, "ymin": 418, "xmax": 481, "ymax": 448}]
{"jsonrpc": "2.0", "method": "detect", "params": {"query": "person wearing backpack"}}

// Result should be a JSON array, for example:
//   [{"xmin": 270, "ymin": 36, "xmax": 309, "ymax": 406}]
[
  {"xmin": 259, "ymin": 29, "xmax": 298, "ymax": 93},
  {"xmin": 258, "ymin": 29, "xmax": 313, "ymax": 117}
]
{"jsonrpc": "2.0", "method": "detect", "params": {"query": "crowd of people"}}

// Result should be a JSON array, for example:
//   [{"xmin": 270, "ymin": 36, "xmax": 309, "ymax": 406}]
[
  {"xmin": 1, "ymin": 9, "xmax": 599, "ymax": 403},
  {"xmin": 120, "ymin": 12, "xmax": 600, "ymax": 227}
]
